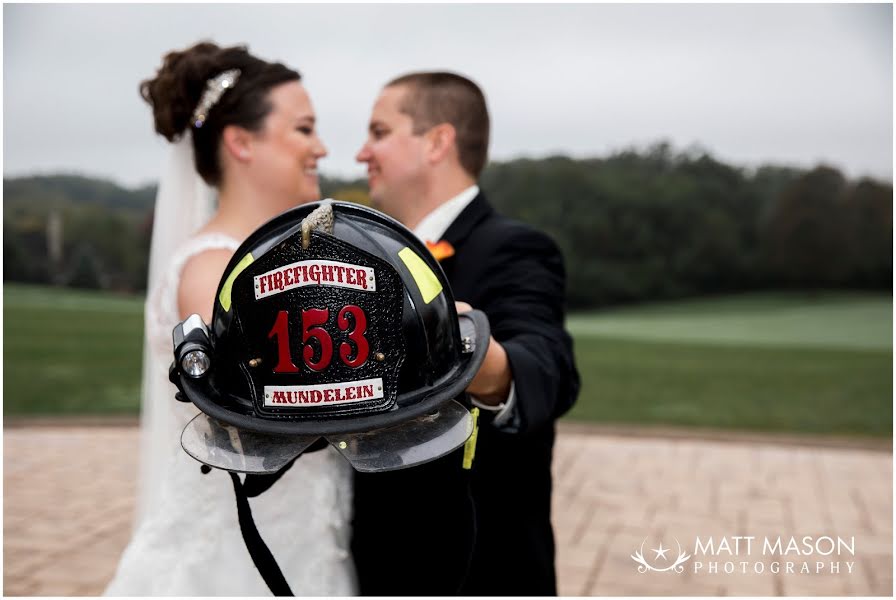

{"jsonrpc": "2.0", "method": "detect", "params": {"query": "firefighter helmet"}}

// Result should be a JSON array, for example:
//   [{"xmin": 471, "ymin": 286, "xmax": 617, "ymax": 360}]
[{"xmin": 169, "ymin": 200, "xmax": 489, "ymax": 473}]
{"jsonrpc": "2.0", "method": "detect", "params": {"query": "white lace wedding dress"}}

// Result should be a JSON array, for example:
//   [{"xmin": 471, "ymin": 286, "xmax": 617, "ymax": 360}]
[{"xmin": 105, "ymin": 234, "xmax": 357, "ymax": 596}]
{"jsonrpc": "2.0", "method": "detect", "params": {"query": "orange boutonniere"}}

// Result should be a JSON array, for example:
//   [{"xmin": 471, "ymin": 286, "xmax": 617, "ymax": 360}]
[{"xmin": 425, "ymin": 240, "xmax": 455, "ymax": 262}]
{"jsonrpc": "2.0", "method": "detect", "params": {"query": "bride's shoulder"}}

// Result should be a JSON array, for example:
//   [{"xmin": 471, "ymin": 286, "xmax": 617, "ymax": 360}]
[
  {"xmin": 173, "ymin": 233, "xmax": 241, "ymax": 322},
  {"xmin": 177, "ymin": 249, "xmax": 232, "ymax": 322}
]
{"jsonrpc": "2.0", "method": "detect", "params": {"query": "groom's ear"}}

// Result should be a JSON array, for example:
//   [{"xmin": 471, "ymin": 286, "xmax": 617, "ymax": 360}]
[
  {"xmin": 425, "ymin": 123, "xmax": 457, "ymax": 166},
  {"xmin": 221, "ymin": 125, "xmax": 253, "ymax": 163}
]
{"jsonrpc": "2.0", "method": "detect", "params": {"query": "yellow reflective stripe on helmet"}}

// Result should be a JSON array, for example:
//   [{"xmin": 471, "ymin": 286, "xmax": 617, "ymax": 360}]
[
  {"xmin": 462, "ymin": 407, "xmax": 480, "ymax": 470},
  {"xmin": 398, "ymin": 247, "xmax": 443, "ymax": 304},
  {"xmin": 218, "ymin": 252, "xmax": 255, "ymax": 311}
]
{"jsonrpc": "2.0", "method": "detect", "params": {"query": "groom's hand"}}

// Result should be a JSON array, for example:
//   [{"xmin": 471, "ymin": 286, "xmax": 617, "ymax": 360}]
[{"xmin": 455, "ymin": 301, "xmax": 511, "ymax": 406}]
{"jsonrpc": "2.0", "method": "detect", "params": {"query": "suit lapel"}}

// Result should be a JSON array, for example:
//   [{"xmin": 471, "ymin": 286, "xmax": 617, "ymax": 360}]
[
  {"xmin": 441, "ymin": 192, "xmax": 494, "ymax": 249},
  {"xmin": 436, "ymin": 192, "xmax": 493, "ymax": 289}
]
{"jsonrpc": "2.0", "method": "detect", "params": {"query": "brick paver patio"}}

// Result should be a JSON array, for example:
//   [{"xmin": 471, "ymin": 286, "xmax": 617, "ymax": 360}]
[{"xmin": 3, "ymin": 425, "xmax": 892, "ymax": 596}]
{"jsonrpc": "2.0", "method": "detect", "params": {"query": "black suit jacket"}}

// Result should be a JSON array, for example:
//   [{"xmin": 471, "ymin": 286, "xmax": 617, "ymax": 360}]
[{"xmin": 351, "ymin": 193, "xmax": 580, "ymax": 596}]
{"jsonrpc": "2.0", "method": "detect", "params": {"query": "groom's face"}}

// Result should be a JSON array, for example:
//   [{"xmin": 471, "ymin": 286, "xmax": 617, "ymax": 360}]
[{"xmin": 356, "ymin": 85, "xmax": 427, "ymax": 222}]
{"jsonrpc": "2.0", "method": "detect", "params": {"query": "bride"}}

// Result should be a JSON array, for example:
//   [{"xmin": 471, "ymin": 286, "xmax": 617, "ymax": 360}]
[{"xmin": 105, "ymin": 42, "xmax": 356, "ymax": 596}]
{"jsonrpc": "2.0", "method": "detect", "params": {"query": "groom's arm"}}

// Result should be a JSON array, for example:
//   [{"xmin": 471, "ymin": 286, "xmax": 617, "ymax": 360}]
[{"xmin": 457, "ymin": 222, "xmax": 580, "ymax": 434}]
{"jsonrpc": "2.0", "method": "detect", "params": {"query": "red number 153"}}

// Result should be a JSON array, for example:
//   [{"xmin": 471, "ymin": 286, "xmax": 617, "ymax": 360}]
[{"xmin": 268, "ymin": 306, "xmax": 369, "ymax": 373}]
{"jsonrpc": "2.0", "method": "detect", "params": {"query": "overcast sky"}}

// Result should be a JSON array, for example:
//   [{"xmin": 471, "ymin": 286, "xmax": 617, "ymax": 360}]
[{"xmin": 3, "ymin": 3, "xmax": 892, "ymax": 187}]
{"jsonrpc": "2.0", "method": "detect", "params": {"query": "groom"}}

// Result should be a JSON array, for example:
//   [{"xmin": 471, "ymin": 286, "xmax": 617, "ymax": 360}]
[{"xmin": 351, "ymin": 72, "xmax": 580, "ymax": 595}]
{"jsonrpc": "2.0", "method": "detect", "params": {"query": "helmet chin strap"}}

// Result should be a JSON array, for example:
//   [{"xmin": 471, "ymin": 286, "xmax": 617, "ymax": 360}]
[
  {"xmin": 227, "ymin": 469, "xmax": 294, "ymax": 596},
  {"xmin": 192, "ymin": 399, "xmax": 475, "ymax": 597}
]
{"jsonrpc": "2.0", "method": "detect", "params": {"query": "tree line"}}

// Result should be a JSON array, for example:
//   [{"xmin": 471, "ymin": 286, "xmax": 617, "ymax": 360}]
[{"xmin": 4, "ymin": 144, "xmax": 891, "ymax": 309}]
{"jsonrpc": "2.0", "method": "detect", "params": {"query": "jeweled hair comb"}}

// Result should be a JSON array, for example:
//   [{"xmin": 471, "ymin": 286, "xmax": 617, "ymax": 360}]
[{"xmin": 191, "ymin": 69, "xmax": 241, "ymax": 129}]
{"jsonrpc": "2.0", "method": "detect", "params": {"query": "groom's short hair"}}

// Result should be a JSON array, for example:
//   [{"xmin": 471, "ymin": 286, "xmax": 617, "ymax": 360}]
[{"xmin": 387, "ymin": 71, "xmax": 490, "ymax": 178}]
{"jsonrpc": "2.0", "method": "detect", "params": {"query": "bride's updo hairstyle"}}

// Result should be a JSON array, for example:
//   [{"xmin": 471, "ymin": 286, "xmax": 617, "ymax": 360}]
[{"xmin": 141, "ymin": 41, "xmax": 301, "ymax": 186}]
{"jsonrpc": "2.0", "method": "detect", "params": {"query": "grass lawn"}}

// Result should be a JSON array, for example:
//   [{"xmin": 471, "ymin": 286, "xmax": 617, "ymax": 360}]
[
  {"xmin": 566, "ymin": 291, "xmax": 891, "ymax": 350},
  {"xmin": 565, "ymin": 292, "xmax": 892, "ymax": 437},
  {"xmin": 4, "ymin": 284, "xmax": 144, "ymax": 415},
  {"xmin": 3, "ymin": 284, "xmax": 892, "ymax": 437}
]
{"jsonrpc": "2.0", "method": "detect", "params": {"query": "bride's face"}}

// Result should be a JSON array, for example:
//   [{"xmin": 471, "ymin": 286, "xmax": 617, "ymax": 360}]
[{"xmin": 247, "ymin": 81, "xmax": 328, "ymax": 208}]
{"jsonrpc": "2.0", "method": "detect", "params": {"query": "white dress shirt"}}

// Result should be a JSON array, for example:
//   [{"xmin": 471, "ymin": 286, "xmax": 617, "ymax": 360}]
[
  {"xmin": 412, "ymin": 185, "xmax": 516, "ymax": 425},
  {"xmin": 413, "ymin": 185, "xmax": 480, "ymax": 243}
]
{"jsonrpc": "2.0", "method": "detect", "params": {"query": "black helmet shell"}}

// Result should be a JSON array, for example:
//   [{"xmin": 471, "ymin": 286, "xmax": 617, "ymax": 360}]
[{"xmin": 171, "ymin": 200, "xmax": 489, "ymax": 438}]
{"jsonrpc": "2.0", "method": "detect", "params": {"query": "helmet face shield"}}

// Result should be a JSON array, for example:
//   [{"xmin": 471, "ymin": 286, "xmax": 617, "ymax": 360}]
[
  {"xmin": 326, "ymin": 399, "xmax": 474, "ymax": 472},
  {"xmin": 181, "ymin": 413, "xmax": 320, "ymax": 474},
  {"xmin": 181, "ymin": 398, "xmax": 474, "ymax": 474},
  {"xmin": 170, "ymin": 201, "xmax": 490, "ymax": 473}
]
